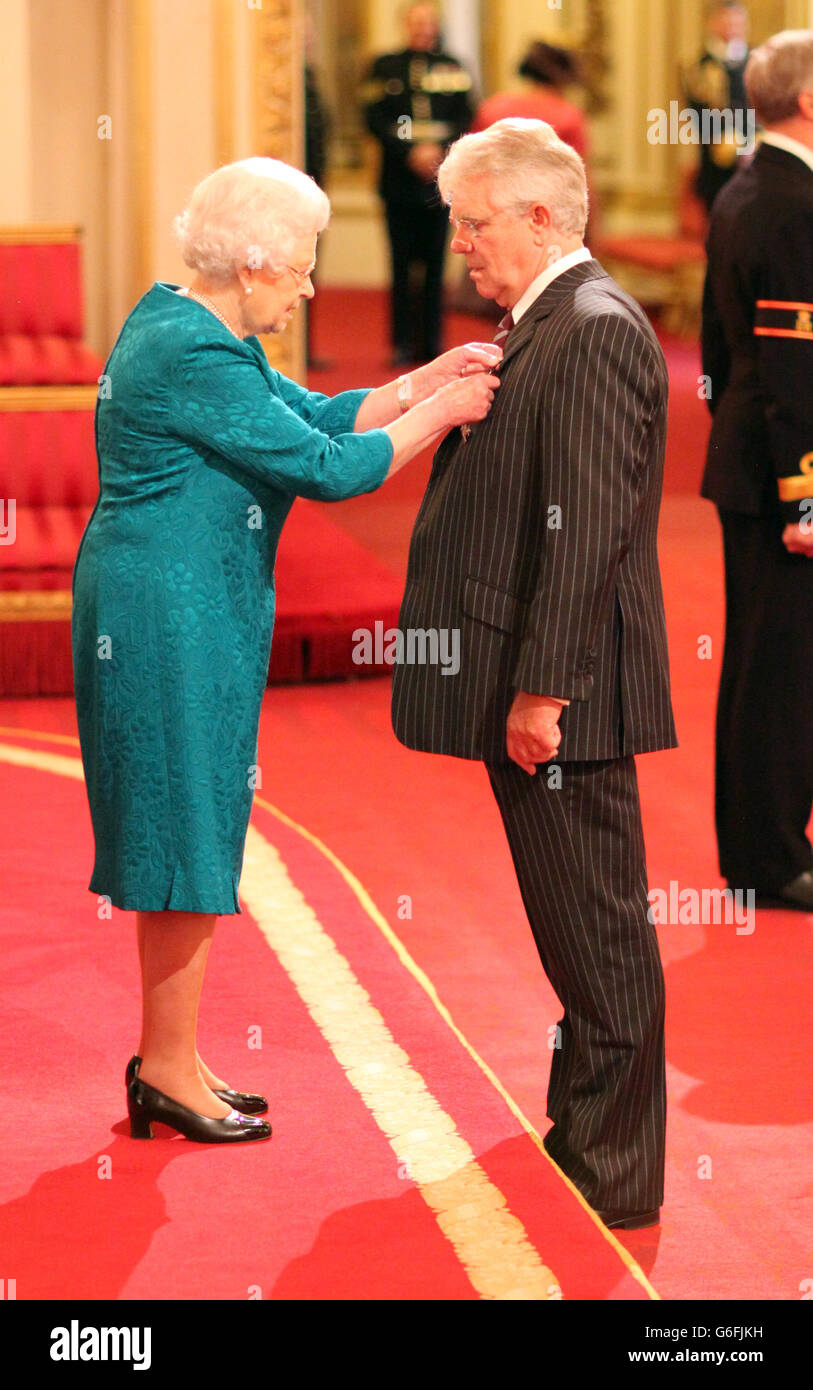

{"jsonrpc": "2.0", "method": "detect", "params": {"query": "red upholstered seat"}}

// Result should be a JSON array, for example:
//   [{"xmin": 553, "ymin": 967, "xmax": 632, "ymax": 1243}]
[
  {"xmin": 0, "ymin": 505, "xmax": 93, "ymax": 590},
  {"xmin": 593, "ymin": 171, "xmax": 708, "ymax": 334},
  {"xmin": 0, "ymin": 334, "xmax": 104, "ymax": 385},
  {"xmin": 0, "ymin": 230, "xmax": 104, "ymax": 384},
  {"xmin": 0, "ymin": 228, "xmax": 102, "ymax": 596},
  {"xmin": 0, "ymin": 405, "xmax": 98, "ymax": 506},
  {"xmin": 0, "ymin": 403, "xmax": 98, "ymax": 590},
  {"xmin": 0, "ymin": 239, "xmax": 84, "ymax": 338}
]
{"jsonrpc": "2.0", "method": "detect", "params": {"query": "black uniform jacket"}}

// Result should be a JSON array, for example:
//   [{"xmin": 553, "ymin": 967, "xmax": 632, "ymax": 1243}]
[
  {"xmin": 701, "ymin": 142, "xmax": 813, "ymax": 524},
  {"xmin": 362, "ymin": 47, "xmax": 473, "ymax": 207}
]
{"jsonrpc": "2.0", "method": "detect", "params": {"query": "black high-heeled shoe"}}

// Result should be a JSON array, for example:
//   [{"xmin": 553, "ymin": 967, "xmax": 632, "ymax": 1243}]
[
  {"xmin": 127, "ymin": 1075, "xmax": 272, "ymax": 1143},
  {"xmin": 125, "ymin": 1055, "xmax": 268, "ymax": 1115}
]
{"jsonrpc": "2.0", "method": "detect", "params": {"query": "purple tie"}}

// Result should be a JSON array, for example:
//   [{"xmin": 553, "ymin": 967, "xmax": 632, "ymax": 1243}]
[{"xmin": 493, "ymin": 311, "xmax": 514, "ymax": 346}]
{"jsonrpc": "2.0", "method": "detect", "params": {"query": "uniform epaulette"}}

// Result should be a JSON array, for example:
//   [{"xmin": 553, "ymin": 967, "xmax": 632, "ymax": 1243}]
[{"xmin": 754, "ymin": 299, "xmax": 813, "ymax": 340}]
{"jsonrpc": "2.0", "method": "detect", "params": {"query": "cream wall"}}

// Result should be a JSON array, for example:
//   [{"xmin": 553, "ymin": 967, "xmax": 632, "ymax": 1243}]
[
  {"xmin": 29, "ymin": 0, "xmax": 109, "ymax": 348},
  {"xmin": 0, "ymin": 0, "xmax": 33, "ymax": 221},
  {"xmin": 149, "ymin": 0, "xmax": 218, "ymax": 286}
]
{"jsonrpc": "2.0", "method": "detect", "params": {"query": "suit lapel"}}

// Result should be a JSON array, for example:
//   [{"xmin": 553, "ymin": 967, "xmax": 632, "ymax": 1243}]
[
  {"xmin": 498, "ymin": 259, "xmax": 610, "ymax": 371},
  {"xmin": 441, "ymin": 261, "xmax": 610, "ymax": 456}
]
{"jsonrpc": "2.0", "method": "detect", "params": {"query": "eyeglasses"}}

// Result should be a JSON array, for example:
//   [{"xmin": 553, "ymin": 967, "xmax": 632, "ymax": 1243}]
[
  {"xmin": 449, "ymin": 216, "xmax": 491, "ymax": 239},
  {"xmin": 285, "ymin": 261, "xmax": 316, "ymax": 286},
  {"xmin": 449, "ymin": 206, "xmax": 533, "ymax": 241}
]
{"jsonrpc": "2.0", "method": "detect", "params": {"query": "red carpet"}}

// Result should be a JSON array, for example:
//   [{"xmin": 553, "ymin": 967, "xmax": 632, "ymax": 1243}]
[{"xmin": 0, "ymin": 730, "xmax": 650, "ymax": 1301}]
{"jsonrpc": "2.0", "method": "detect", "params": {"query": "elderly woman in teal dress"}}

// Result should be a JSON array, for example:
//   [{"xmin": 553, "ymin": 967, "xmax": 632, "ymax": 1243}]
[{"xmin": 71, "ymin": 156, "xmax": 501, "ymax": 1143}]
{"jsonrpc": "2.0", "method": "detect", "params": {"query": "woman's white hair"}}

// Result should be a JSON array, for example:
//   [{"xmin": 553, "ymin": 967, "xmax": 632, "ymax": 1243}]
[
  {"xmin": 745, "ymin": 29, "xmax": 813, "ymax": 126},
  {"xmin": 173, "ymin": 157, "xmax": 330, "ymax": 282},
  {"xmin": 437, "ymin": 118, "xmax": 588, "ymax": 238}
]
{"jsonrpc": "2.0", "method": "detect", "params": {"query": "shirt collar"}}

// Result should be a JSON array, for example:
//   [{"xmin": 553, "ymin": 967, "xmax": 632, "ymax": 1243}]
[
  {"xmin": 760, "ymin": 131, "xmax": 813, "ymax": 175},
  {"xmin": 511, "ymin": 247, "xmax": 593, "ymax": 323}
]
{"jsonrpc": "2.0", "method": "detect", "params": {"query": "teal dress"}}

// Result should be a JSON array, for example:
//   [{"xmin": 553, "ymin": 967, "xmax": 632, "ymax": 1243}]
[{"xmin": 72, "ymin": 282, "xmax": 392, "ymax": 913}]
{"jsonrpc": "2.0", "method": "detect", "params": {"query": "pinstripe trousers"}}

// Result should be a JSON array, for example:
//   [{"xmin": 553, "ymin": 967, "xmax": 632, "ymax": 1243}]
[{"xmin": 485, "ymin": 755, "xmax": 666, "ymax": 1215}]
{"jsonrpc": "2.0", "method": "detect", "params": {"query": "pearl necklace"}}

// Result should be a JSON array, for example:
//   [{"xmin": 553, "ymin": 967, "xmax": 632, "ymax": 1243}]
[{"xmin": 186, "ymin": 289, "xmax": 240, "ymax": 339}]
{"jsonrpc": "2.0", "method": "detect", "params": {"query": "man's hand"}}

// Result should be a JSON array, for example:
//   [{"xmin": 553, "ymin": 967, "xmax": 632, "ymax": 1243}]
[
  {"xmin": 506, "ymin": 691, "xmax": 566, "ymax": 774},
  {"xmin": 782, "ymin": 521, "xmax": 813, "ymax": 557},
  {"xmin": 406, "ymin": 142, "xmax": 444, "ymax": 182}
]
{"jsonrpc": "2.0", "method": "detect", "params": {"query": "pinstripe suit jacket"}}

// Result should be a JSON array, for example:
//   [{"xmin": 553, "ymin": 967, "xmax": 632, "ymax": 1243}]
[{"xmin": 391, "ymin": 259, "xmax": 678, "ymax": 763}]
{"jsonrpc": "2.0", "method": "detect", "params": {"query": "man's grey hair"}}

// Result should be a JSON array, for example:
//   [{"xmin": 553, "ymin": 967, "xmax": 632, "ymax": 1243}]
[
  {"xmin": 745, "ymin": 29, "xmax": 813, "ymax": 126},
  {"xmin": 173, "ymin": 157, "xmax": 330, "ymax": 283},
  {"xmin": 437, "ymin": 119, "xmax": 588, "ymax": 238}
]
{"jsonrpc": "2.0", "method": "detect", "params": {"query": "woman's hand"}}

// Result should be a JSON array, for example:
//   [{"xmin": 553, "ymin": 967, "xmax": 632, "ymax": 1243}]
[
  {"xmin": 381, "ymin": 370, "xmax": 500, "ymax": 481},
  {"xmin": 416, "ymin": 342, "xmax": 504, "ymax": 394},
  {"xmin": 354, "ymin": 342, "xmax": 503, "ymax": 433},
  {"xmin": 430, "ymin": 370, "xmax": 502, "ymax": 431}
]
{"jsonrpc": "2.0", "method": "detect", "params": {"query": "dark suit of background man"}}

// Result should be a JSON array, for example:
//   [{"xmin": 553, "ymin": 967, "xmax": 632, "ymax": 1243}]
[
  {"xmin": 392, "ymin": 118, "xmax": 677, "ymax": 1230},
  {"xmin": 701, "ymin": 29, "xmax": 813, "ymax": 912},
  {"xmin": 683, "ymin": 1, "xmax": 750, "ymax": 212},
  {"xmin": 362, "ymin": 2, "xmax": 473, "ymax": 365}
]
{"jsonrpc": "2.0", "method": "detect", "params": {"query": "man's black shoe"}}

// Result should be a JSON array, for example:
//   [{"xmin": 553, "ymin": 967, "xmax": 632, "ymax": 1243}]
[
  {"xmin": 748, "ymin": 870, "xmax": 813, "ymax": 911},
  {"xmin": 596, "ymin": 1207, "xmax": 660, "ymax": 1231}
]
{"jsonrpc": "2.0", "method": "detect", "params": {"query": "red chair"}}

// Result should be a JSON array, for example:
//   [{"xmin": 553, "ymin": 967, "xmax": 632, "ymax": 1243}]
[
  {"xmin": 0, "ymin": 225, "xmax": 103, "ymax": 692},
  {"xmin": 595, "ymin": 169, "xmax": 708, "ymax": 335}
]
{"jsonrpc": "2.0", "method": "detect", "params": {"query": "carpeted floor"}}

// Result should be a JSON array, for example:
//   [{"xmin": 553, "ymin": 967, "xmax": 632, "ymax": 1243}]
[{"xmin": 0, "ymin": 729, "xmax": 653, "ymax": 1301}]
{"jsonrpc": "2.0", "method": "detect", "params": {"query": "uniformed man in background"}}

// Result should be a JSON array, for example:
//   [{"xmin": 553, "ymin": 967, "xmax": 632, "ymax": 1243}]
[
  {"xmin": 701, "ymin": 28, "xmax": 813, "ymax": 911},
  {"xmin": 362, "ymin": 2, "xmax": 473, "ymax": 365},
  {"xmin": 683, "ymin": 1, "xmax": 750, "ymax": 212}
]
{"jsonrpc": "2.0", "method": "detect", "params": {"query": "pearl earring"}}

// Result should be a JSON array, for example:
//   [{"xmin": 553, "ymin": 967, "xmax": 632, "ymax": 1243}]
[{"xmin": 245, "ymin": 286, "xmax": 253, "ymax": 296}]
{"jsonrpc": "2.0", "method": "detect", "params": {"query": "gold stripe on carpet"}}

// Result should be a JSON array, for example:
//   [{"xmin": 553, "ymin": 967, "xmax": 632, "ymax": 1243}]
[{"xmin": 241, "ymin": 823, "xmax": 561, "ymax": 1300}]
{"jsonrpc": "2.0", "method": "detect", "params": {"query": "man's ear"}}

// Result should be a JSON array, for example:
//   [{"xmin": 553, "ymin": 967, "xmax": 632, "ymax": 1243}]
[
  {"xmin": 799, "ymin": 90, "xmax": 813, "ymax": 122},
  {"xmin": 529, "ymin": 203, "xmax": 553, "ymax": 240}
]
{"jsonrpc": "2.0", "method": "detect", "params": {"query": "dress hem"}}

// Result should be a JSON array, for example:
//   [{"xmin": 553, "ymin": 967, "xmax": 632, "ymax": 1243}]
[{"xmin": 87, "ymin": 872, "xmax": 242, "ymax": 916}]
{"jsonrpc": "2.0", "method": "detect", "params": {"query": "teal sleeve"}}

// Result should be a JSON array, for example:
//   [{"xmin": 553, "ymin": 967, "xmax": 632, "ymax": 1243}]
[
  {"xmin": 168, "ymin": 339, "xmax": 392, "ymax": 501},
  {"xmin": 268, "ymin": 367, "xmax": 374, "ymax": 438}
]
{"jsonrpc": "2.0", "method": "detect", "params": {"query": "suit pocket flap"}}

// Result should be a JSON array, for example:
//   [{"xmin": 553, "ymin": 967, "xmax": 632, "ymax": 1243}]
[{"xmin": 462, "ymin": 575, "xmax": 528, "ymax": 634}]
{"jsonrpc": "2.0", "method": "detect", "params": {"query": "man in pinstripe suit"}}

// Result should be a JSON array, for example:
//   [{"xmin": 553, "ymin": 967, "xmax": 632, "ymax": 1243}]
[{"xmin": 392, "ymin": 119, "xmax": 677, "ymax": 1229}]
